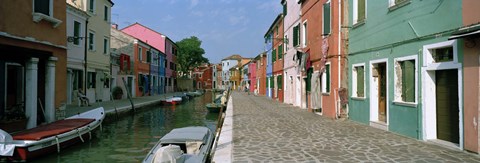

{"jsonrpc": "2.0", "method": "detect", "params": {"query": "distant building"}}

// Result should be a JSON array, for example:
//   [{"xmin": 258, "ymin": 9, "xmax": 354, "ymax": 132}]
[
  {"xmin": 221, "ymin": 54, "xmax": 243, "ymax": 89},
  {"xmin": 110, "ymin": 26, "xmax": 136, "ymax": 99}
]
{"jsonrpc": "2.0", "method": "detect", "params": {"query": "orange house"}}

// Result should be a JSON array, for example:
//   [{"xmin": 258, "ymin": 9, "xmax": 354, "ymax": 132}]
[
  {"xmin": 272, "ymin": 15, "xmax": 284, "ymax": 102},
  {"xmin": 134, "ymin": 40, "xmax": 152, "ymax": 97},
  {"xmin": 255, "ymin": 53, "xmax": 267, "ymax": 96}
]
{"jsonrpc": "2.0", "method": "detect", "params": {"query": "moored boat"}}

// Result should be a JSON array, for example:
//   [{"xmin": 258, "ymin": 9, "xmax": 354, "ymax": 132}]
[
  {"xmin": 205, "ymin": 103, "xmax": 226, "ymax": 113},
  {"xmin": 0, "ymin": 107, "xmax": 105, "ymax": 161},
  {"xmin": 143, "ymin": 126, "xmax": 214, "ymax": 163},
  {"xmin": 161, "ymin": 96, "xmax": 183, "ymax": 105}
]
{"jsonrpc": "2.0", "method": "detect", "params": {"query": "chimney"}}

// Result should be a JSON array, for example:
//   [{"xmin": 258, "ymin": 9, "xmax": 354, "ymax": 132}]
[{"xmin": 112, "ymin": 23, "xmax": 118, "ymax": 29}]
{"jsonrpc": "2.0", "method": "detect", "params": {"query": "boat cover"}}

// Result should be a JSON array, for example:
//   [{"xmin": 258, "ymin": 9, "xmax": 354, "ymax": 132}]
[
  {"xmin": 160, "ymin": 127, "xmax": 209, "ymax": 144},
  {"xmin": 12, "ymin": 118, "xmax": 95, "ymax": 141},
  {"xmin": 0, "ymin": 129, "xmax": 15, "ymax": 156}
]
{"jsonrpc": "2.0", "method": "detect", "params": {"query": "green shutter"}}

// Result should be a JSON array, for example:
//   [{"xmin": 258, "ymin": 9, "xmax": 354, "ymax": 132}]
[
  {"xmin": 326, "ymin": 65, "xmax": 330, "ymax": 92},
  {"xmin": 358, "ymin": 0, "xmax": 366, "ymax": 21},
  {"xmin": 272, "ymin": 49, "xmax": 276, "ymax": 62},
  {"xmin": 357, "ymin": 66, "xmax": 364, "ymax": 97},
  {"xmin": 293, "ymin": 26, "xmax": 299, "ymax": 46},
  {"xmin": 270, "ymin": 77, "xmax": 274, "ymax": 88},
  {"xmin": 73, "ymin": 21, "xmax": 80, "ymax": 45},
  {"xmin": 278, "ymin": 75, "xmax": 283, "ymax": 89},
  {"xmin": 278, "ymin": 44, "xmax": 283, "ymax": 59},
  {"xmin": 306, "ymin": 68, "xmax": 313, "ymax": 92},
  {"xmin": 402, "ymin": 60, "xmax": 415, "ymax": 102},
  {"xmin": 323, "ymin": 3, "xmax": 331, "ymax": 35},
  {"xmin": 283, "ymin": 3, "xmax": 287, "ymax": 16}
]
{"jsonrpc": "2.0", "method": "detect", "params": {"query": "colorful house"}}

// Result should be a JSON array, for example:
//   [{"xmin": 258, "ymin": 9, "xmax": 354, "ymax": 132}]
[
  {"xmin": 264, "ymin": 15, "xmax": 279, "ymax": 98},
  {"xmin": 348, "ymin": 0, "xmax": 466, "ymax": 149},
  {"xmin": 158, "ymin": 51, "xmax": 166, "ymax": 94},
  {"xmin": 149, "ymin": 48, "xmax": 161, "ymax": 95},
  {"xmin": 271, "ymin": 14, "xmax": 284, "ymax": 102},
  {"xmin": 212, "ymin": 63, "xmax": 222, "ymax": 90},
  {"xmin": 0, "ymin": 0, "xmax": 67, "ymax": 129},
  {"xmin": 165, "ymin": 37, "xmax": 178, "ymax": 93},
  {"xmin": 221, "ymin": 54, "xmax": 243, "ymax": 90},
  {"xmin": 110, "ymin": 26, "xmax": 136, "ymax": 99},
  {"xmin": 85, "ymin": 0, "xmax": 114, "ymax": 103},
  {"xmin": 248, "ymin": 60, "xmax": 257, "ymax": 93},
  {"xmin": 282, "ymin": 0, "xmax": 302, "ymax": 107},
  {"xmin": 66, "ymin": 2, "xmax": 90, "ymax": 105},
  {"xmin": 255, "ymin": 53, "xmax": 267, "ymax": 96},
  {"xmin": 134, "ymin": 40, "xmax": 153, "ymax": 97},
  {"xmin": 449, "ymin": 0, "xmax": 480, "ymax": 153},
  {"xmin": 192, "ymin": 64, "xmax": 213, "ymax": 90}
]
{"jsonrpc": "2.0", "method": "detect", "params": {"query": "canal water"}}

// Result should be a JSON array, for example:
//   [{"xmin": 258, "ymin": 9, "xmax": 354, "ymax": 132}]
[{"xmin": 33, "ymin": 93, "xmax": 218, "ymax": 163}]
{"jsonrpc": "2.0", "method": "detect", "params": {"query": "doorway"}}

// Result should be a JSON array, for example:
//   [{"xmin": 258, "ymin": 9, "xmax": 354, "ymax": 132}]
[
  {"xmin": 5, "ymin": 63, "xmax": 24, "ymax": 109},
  {"xmin": 370, "ymin": 60, "xmax": 388, "ymax": 126},
  {"xmin": 435, "ymin": 69, "xmax": 459, "ymax": 144}
]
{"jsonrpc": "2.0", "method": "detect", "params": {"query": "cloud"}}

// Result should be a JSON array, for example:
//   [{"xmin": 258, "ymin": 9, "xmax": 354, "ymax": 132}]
[
  {"xmin": 161, "ymin": 14, "xmax": 174, "ymax": 22},
  {"xmin": 190, "ymin": 0, "xmax": 199, "ymax": 8}
]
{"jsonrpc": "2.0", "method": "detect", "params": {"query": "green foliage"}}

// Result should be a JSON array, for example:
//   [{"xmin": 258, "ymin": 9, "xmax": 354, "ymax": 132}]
[{"xmin": 176, "ymin": 36, "xmax": 209, "ymax": 76}]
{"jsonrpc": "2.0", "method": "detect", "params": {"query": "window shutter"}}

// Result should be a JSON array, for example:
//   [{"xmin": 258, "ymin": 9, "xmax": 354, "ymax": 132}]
[
  {"xmin": 283, "ymin": 3, "xmax": 287, "ymax": 16},
  {"xmin": 402, "ymin": 60, "xmax": 415, "ymax": 102},
  {"xmin": 357, "ymin": 67, "xmax": 364, "ymax": 97},
  {"xmin": 278, "ymin": 44, "xmax": 283, "ymax": 59},
  {"xmin": 326, "ymin": 65, "xmax": 330, "ymax": 92},
  {"xmin": 270, "ymin": 77, "xmax": 274, "ymax": 88},
  {"xmin": 272, "ymin": 49, "xmax": 276, "ymax": 62},
  {"xmin": 278, "ymin": 75, "xmax": 283, "ymax": 89},
  {"xmin": 293, "ymin": 26, "xmax": 299, "ymax": 46},
  {"xmin": 323, "ymin": 3, "xmax": 331, "ymax": 35},
  {"xmin": 147, "ymin": 51, "xmax": 151, "ymax": 63},
  {"xmin": 358, "ymin": 0, "xmax": 366, "ymax": 21}
]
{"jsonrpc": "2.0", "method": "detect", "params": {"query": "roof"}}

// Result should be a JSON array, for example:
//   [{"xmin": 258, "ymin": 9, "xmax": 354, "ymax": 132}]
[
  {"xmin": 264, "ymin": 14, "xmax": 283, "ymax": 38},
  {"xmin": 121, "ymin": 22, "xmax": 164, "ymax": 37},
  {"xmin": 221, "ymin": 54, "xmax": 243, "ymax": 61},
  {"xmin": 160, "ymin": 127, "xmax": 210, "ymax": 143}
]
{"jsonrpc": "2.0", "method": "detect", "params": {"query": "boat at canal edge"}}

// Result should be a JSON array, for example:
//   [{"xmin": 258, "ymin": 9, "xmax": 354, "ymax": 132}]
[
  {"xmin": 143, "ymin": 126, "xmax": 214, "ymax": 163},
  {"xmin": 0, "ymin": 107, "xmax": 105, "ymax": 161},
  {"xmin": 161, "ymin": 96, "xmax": 183, "ymax": 105}
]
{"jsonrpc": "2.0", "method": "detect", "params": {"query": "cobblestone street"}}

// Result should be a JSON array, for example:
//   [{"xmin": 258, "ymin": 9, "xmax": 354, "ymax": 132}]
[{"xmin": 228, "ymin": 92, "xmax": 480, "ymax": 162}]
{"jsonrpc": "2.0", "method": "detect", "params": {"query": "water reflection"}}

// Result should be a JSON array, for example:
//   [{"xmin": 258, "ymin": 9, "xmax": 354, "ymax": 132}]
[{"xmin": 32, "ymin": 93, "xmax": 217, "ymax": 163}]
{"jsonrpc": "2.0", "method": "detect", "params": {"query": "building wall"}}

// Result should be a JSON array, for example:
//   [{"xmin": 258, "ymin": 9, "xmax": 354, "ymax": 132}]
[
  {"xmin": 273, "ymin": 15, "xmax": 284, "ymax": 102},
  {"xmin": 134, "ymin": 42, "xmax": 151, "ymax": 96},
  {"xmin": 266, "ymin": 29, "xmax": 273, "ymax": 98},
  {"xmin": 256, "ymin": 54, "xmax": 267, "ymax": 96},
  {"xmin": 249, "ymin": 62, "xmax": 257, "ymax": 92},
  {"xmin": 348, "ymin": 0, "xmax": 462, "ymax": 139},
  {"xmin": 283, "ymin": 0, "xmax": 302, "ymax": 106}
]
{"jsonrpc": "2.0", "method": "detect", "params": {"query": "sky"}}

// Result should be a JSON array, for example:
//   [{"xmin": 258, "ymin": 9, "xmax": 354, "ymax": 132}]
[{"xmin": 112, "ymin": 0, "xmax": 282, "ymax": 64}]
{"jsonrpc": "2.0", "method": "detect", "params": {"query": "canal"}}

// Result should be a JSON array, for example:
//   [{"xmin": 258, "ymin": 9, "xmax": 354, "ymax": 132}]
[{"xmin": 33, "ymin": 93, "xmax": 218, "ymax": 163}]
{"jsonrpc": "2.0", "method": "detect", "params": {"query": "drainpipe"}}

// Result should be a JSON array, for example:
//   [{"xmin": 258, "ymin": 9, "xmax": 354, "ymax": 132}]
[
  {"xmin": 337, "ymin": 0, "xmax": 342, "ymax": 118},
  {"xmin": 84, "ymin": 19, "xmax": 89, "ymax": 94}
]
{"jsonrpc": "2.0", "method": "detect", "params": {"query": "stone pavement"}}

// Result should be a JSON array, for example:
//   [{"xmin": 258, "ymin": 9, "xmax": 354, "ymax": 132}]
[
  {"xmin": 62, "ymin": 92, "xmax": 182, "ymax": 117},
  {"xmin": 217, "ymin": 91, "xmax": 480, "ymax": 162}
]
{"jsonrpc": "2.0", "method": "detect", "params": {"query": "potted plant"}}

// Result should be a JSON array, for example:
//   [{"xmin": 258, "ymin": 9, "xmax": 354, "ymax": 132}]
[{"xmin": 112, "ymin": 86, "xmax": 124, "ymax": 100}]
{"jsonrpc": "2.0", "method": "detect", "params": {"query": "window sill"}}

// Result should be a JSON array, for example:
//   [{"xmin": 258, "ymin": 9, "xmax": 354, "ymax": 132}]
[
  {"xmin": 393, "ymin": 101, "xmax": 417, "ymax": 108},
  {"xmin": 388, "ymin": 0, "xmax": 410, "ymax": 12},
  {"xmin": 322, "ymin": 92, "xmax": 330, "ymax": 96},
  {"xmin": 351, "ymin": 96, "xmax": 366, "ymax": 101},
  {"xmin": 32, "ymin": 13, "xmax": 62, "ymax": 28},
  {"xmin": 352, "ymin": 20, "xmax": 365, "ymax": 29}
]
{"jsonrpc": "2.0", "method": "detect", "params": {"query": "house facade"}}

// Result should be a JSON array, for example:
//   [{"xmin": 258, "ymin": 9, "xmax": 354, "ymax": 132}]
[
  {"xmin": 221, "ymin": 54, "xmax": 242, "ymax": 90},
  {"xmin": 134, "ymin": 40, "xmax": 152, "ymax": 97},
  {"xmin": 255, "ymin": 53, "xmax": 267, "ymax": 96},
  {"xmin": 248, "ymin": 60, "xmax": 257, "ymax": 93},
  {"xmin": 110, "ymin": 26, "xmax": 136, "ymax": 99},
  {"xmin": 212, "ymin": 63, "xmax": 222, "ymax": 90},
  {"xmin": 66, "ymin": 3, "xmax": 89, "ymax": 105},
  {"xmin": 348, "ymin": 0, "xmax": 465, "ymax": 150},
  {"xmin": 165, "ymin": 37, "xmax": 178, "ymax": 93},
  {"xmin": 282, "ymin": 0, "xmax": 302, "ymax": 106},
  {"xmin": 264, "ymin": 16, "xmax": 277, "ymax": 98},
  {"xmin": 271, "ymin": 15, "xmax": 284, "ymax": 102},
  {"xmin": 85, "ymin": 0, "xmax": 114, "ymax": 103},
  {"xmin": 0, "ymin": 0, "xmax": 67, "ymax": 128}
]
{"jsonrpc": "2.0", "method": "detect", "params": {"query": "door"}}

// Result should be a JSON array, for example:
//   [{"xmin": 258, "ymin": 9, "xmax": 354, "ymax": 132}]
[
  {"xmin": 436, "ymin": 69, "xmax": 459, "ymax": 144},
  {"xmin": 6, "ymin": 64, "xmax": 24, "ymax": 108},
  {"xmin": 296, "ymin": 76, "xmax": 301, "ymax": 106},
  {"xmin": 378, "ymin": 63, "xmax": 387, "ymax": 123}
]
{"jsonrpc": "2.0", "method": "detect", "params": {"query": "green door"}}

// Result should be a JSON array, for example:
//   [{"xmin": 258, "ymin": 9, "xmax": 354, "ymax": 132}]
[{"xmin": 435, "ymin": 69, "xmax": 459, "ymax": 144}]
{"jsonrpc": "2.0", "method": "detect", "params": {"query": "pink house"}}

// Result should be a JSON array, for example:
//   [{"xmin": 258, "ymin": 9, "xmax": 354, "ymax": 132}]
[{"xmin": 248, "ymin": 61, "xmax": 257, "ymax": 93}]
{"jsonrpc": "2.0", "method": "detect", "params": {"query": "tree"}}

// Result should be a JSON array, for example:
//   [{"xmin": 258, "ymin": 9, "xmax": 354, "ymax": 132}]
[{"xmin": 176, "ymin": 36, "xmax": 209, "ymax": 77}]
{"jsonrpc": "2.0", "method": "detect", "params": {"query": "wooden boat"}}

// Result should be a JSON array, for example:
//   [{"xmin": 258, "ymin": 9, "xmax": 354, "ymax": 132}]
[
  {"xmin": 0, "ymin": 107, "xmax": 105, "ymax": 161},
  {"xmin": 143, "ymin": 126, "xmax": 214, "ymax": 163},
  {"xmin": 161, "ymin": 96, "xmax": 183, "ymax": 105},
  {"xmin": 205, "ymin": 103, "xmax": 226, "ymax": 113}
]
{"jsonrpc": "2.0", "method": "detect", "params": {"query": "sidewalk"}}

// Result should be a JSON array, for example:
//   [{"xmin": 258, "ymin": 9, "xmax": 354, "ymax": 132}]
[
  {"xmin": 63, "ymin": 92, "xmax": 182, "ymax": 118},
  {"xmin": 214, "ymin": 92, "xmax": 480, "ymax": 162}
]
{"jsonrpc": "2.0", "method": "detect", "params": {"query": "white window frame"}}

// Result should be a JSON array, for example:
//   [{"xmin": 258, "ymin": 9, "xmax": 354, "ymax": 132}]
[
  {"xmin": 104, "ymin": 5, "xmax": 109, "ymax": 22},
  {"xmin": 321, "ymin": 62, "xmax": 331, "ymax": 94},
  {"xmin": 73, "ymin": 20, "xmax": 81, "ymax": 46},
  {"xmin": 423, "ymin": 40, "xmax": 458, "ymax": 68},
  {"xmin": 389, "ymin": 0, "xmax": 409, "ymax": 7},
  {"xmin": 88, "ymin": 0, "xmax": 96, "ymax": 14},
  {"xmin": 393, "ymin": 55, "xmax": 417, "ymax": 106},
  {"xmin": 138, "ymin": 47, "xmax": 143, "ymax": 62},
  {"xmin": 352, "ymin": 63, "xmax": 366, "ymax": 99},
  {"xmin": 302, "ymin": 20, "xmax": 308, "ymax": 47},
  {"xmin": 88, "ymin": 30, "xmax": 95, "ymax": 51},
  {"xmin": 353, "ymin": 0, "xmax": 366, "ymax": 25},
  {"xmin": 32, "ymin": 0, "xmax": 62, "ymax": 28}
]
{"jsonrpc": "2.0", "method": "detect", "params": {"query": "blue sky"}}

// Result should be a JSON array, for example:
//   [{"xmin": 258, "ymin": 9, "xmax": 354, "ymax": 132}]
[{"xmin": 112, "ymin": 0, "xmax": 282, "ymax": 63}]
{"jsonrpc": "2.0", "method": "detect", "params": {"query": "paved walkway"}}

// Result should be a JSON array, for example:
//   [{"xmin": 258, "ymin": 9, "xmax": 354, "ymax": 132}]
[
  {"xmin": 215, "ymin": 92, "xmax": 480, "ymax": 162},
  {"xmin": 62, "ymin": 92, "xmax": 182, "ymax": 117}
]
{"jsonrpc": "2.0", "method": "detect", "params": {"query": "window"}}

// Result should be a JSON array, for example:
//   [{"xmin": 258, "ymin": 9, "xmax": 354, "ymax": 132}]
[
  {"xmin": 73, "ymin": 21, "xmax": 81, "ymax": 45},
  {"xmin": 302, "ymin": 21, "xmax": 308, "ymax": 47},
  {"xmin": 87, "ymin": 72, "xmax": 96, "ymax": 88},
  {"xmin": 147, "ymin": 51, "xmax": 151, "ymax": 63},
  {"xmin": 104, "ymin": 6, "xmax": 109, "ymax": 21},
  {"xmin": 353, "ymin": 0, "xmax": 366, "ymax": 24},
  {"xmin": 306, "ymin": 68, "xmax": 313, "ymax": 92},
  {"xmin": 352, "ymin": 64, "xmax": 365, "ymax": 98},
  {"xmin": 272, "ymin": 48, "xmax": 276, "ymax": 62},
  {"xmin": 432, "ymin": 47, "xmax": 453, "ymax": 63},
  {"xmin": 389, "ymin": 0, "xmax": 409, "ymax": 7},
  {"xmin": 278, "ymin": 44, "xmax": 283, "ymax": 59},
  {"xmin": 89, "ymin": 0, "xmax": 95, "ymax": 13},
  {"xmin": 270, "ymin": 77, "xmax": 274, "ymax": 89},
  {"xmin": 227, "ymin": 62, "xmax": 229, "ymax": 66},
  {"xmin": 138, "ymin": 47, "xmax": 143, "ymax": 61},
  {"xmin": 323, "ymin": 1, "xmax": 331, "ymax": 35},
  {"xmin": 277, "ymin": 75, "xmax": 283, "ymax": 90},
  {"xmin": 103, "ymin": 37, "xmax": 109, "ymax": 54},
  {"xmin": 423, "ymin": 40, "xmax": 458, "ymax": 66},
  {"xmin": 293, "ymin": 24, "xmax": 300, "ymax": 47},
  {"xmin": 322, "ymin": 64, "xmax": 331, "ymax": 93},
  {"xmin": 164, "ymin": 59, "xmax": 168, "ymax": 68},
  {"xmin": 284, "ymin": 35, "xmax": 289, "ymax": 51},
  {"xmin": 394, "ymin": 56, "xmax": 416, "ymax": 103},
  {"xmin": 34, "ymin": 0, "xmax": 51, "ymax": 16},
  {"xmin": 283, "ymin": 2, "xmax": 287, "ymax": 16},
  {"xmin": 275, "ymin": 26, "xmax": 279, "ymax": 36},
  {"xmin": 88, "ymin": 31, "xmax": 95, "ymax": 51}
]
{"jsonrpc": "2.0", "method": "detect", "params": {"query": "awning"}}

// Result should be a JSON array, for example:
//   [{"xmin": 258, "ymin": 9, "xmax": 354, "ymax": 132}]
[{"xmin": 449, "ymin": 24, "xmax": 480, "ymax": 40}]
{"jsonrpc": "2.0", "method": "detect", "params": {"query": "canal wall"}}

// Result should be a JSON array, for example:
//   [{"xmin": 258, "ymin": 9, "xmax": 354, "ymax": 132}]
[{"xmin": 212, "ymin": 94, "xmax": 233, "ymax": 162}]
